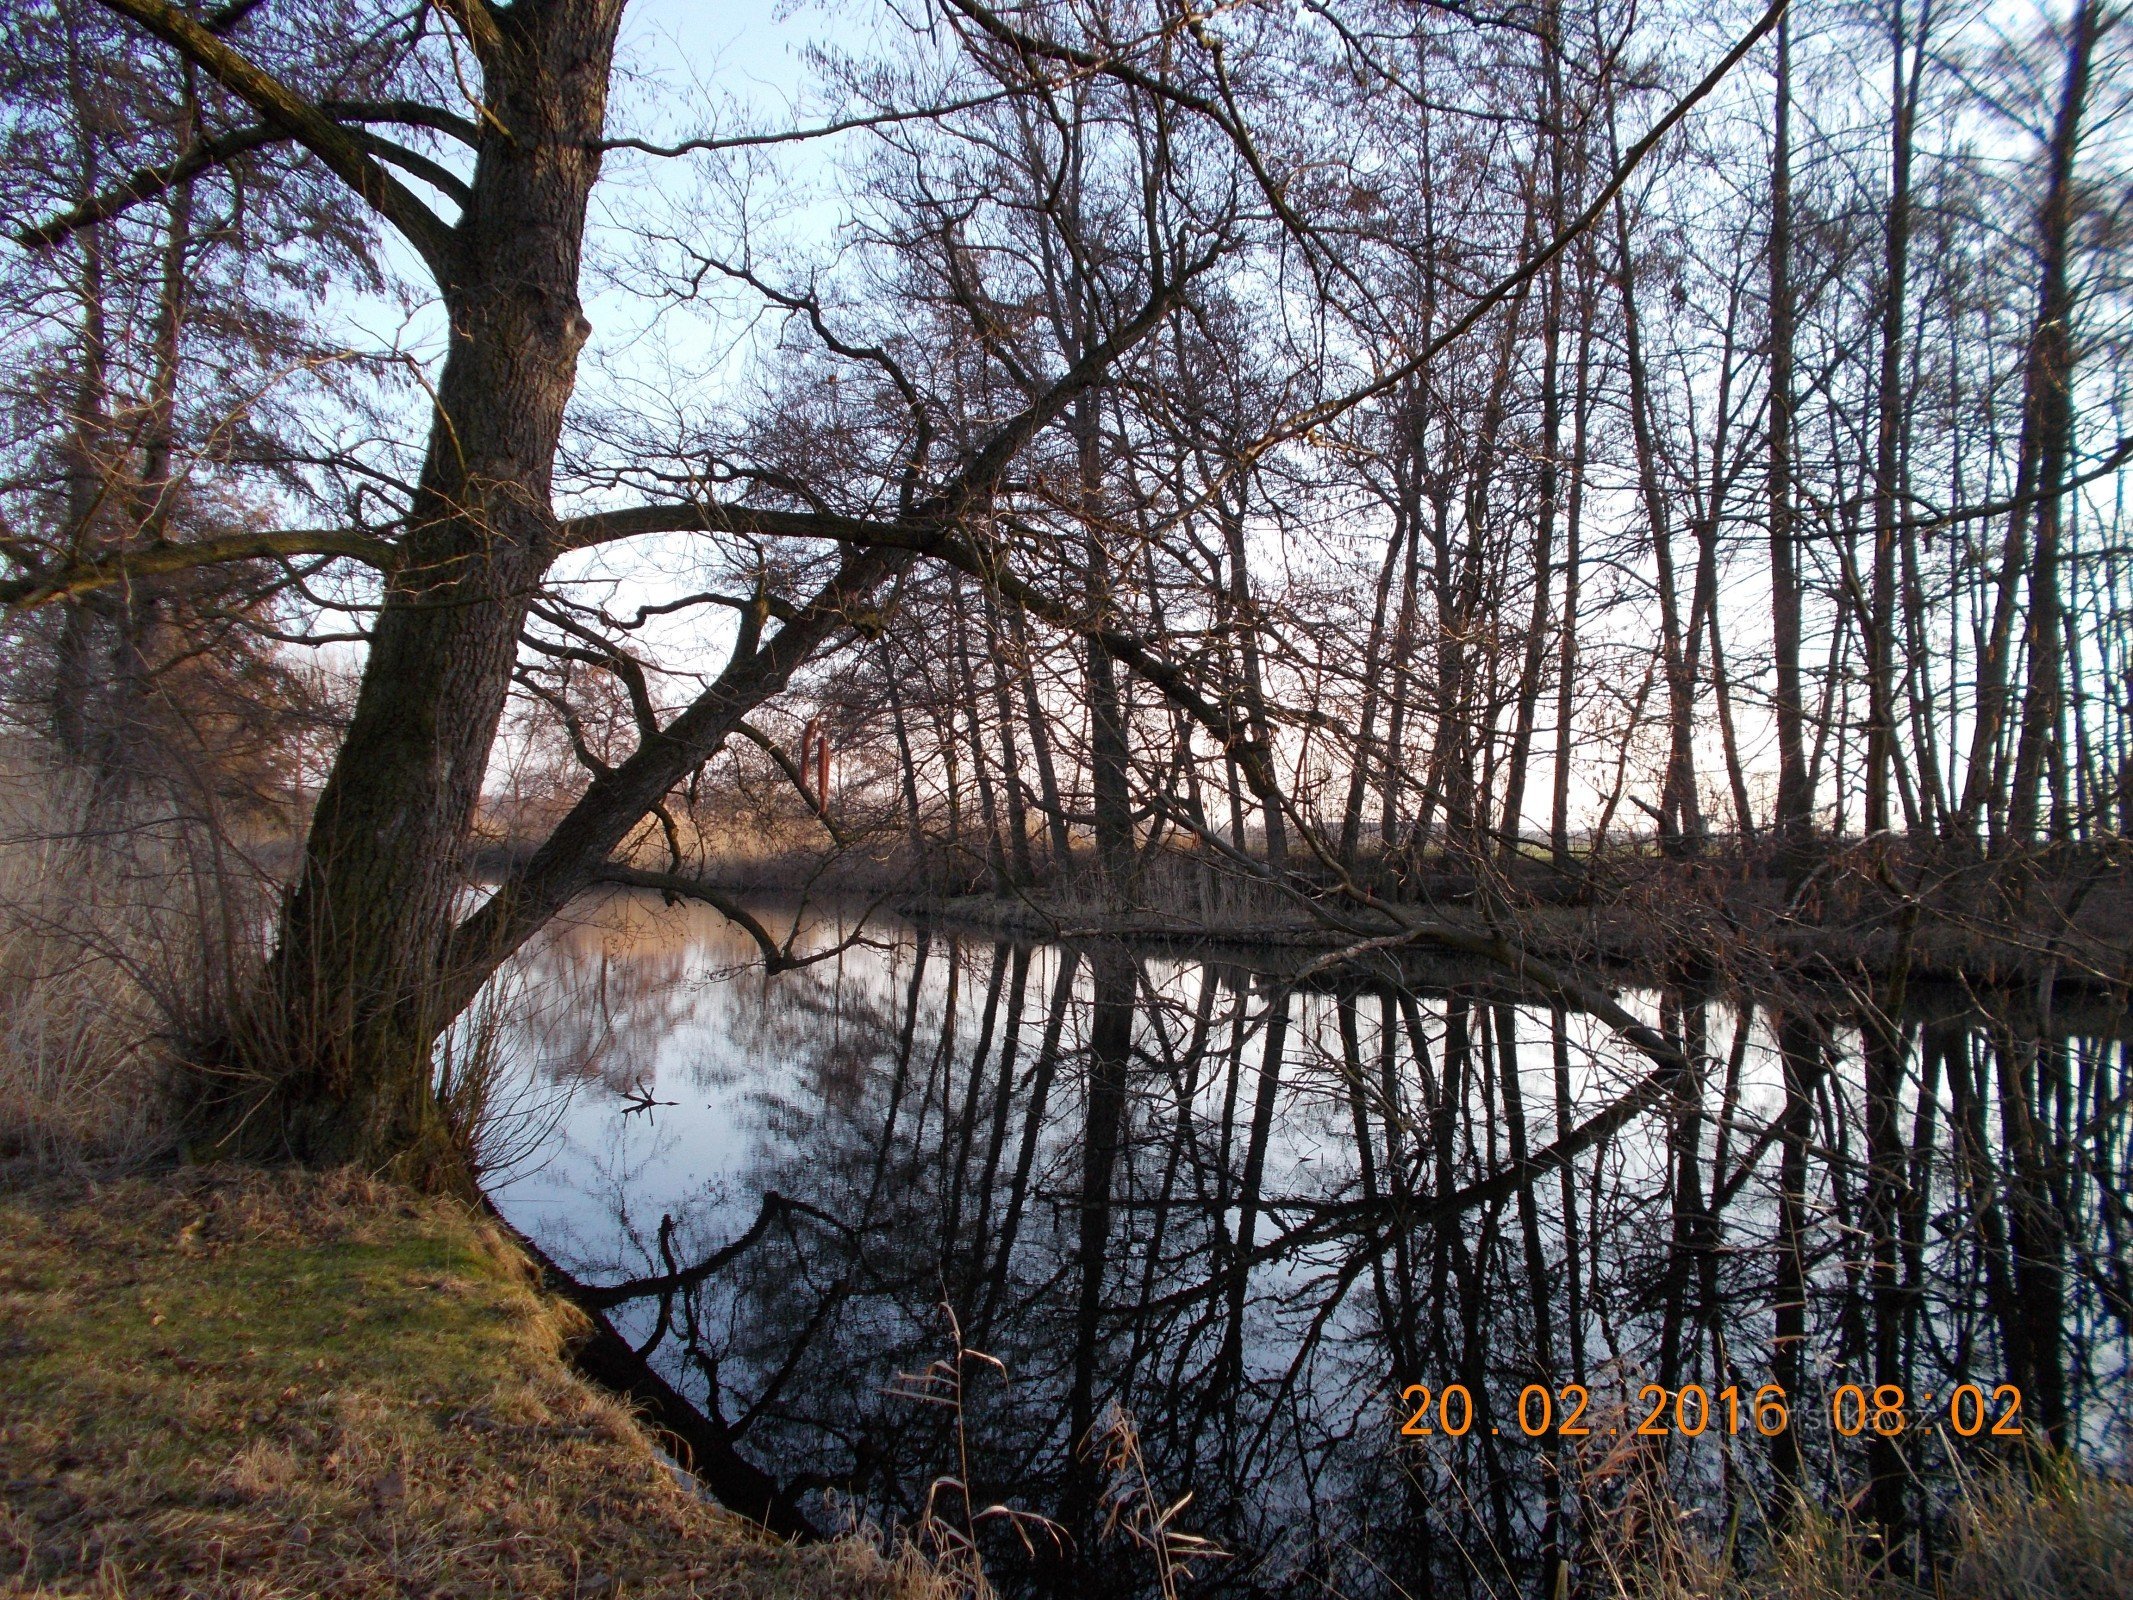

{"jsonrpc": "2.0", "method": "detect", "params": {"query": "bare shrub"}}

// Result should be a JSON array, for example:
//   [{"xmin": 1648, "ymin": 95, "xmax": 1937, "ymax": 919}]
[
  {"xmin": 0, "ymin": 756, "xmax": 272, "ymax": 1170},
  {"xmin": 1571, "ymin": 1437, "xmax": 2133, "ymax": 1598}
]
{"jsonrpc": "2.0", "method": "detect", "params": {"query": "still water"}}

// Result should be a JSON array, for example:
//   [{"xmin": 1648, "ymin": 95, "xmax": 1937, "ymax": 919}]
[{"xmin": 492, "ymin": 891, "xmax": 2131, "ymax": 1595}]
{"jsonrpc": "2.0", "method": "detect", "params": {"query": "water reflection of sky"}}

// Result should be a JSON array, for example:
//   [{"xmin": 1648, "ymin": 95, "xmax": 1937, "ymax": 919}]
[
  {"xmin": 488, "ymin": 890, "xmax": 2131, "ymax": 1597},
  {"xmin": 493, "ymin": 893, "xmax": 1702, "ymax": 1280}
]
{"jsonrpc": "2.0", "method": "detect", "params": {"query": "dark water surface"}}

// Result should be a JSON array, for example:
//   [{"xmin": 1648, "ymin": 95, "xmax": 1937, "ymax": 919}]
[{"xmin": 492, "ymin": 892, "xmax": 2132, "ymax": 1596}]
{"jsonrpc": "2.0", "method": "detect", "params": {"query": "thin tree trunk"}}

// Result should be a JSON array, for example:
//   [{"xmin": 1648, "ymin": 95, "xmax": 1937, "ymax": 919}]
[
  {"xmin": 1866, "ymin": 0, "xmax": 1930, "ymax": 840},
  {"xmin": 1341, "ymin": 513, "xmax": 1407, "ymax": 864},
  {"xmin": 1769, "ymin": 9, "xmax": 1813, "ymax": 862},
  {"xmin": 889, "ymin": 660, "xmax": 927, "ymax": 859},
  {"xmin": 1219, "ymin": 477, "xmax": 1287, "ymax": 869},
  {"xmin": 983, "ymin": 593, "xmax": 1036, "ymax": 885},
  {"xmin": 1961, "ymin": 0, "xmax": 2102, "ymax": 851},
  {"xmin": 1078, "ymin": 391, "xmax": 1137, "ymax": 900},
  {"xmin": 1551, "ymin": 248, "xmax": 1596, "ymax": 871},
  {"xmin": 951, "ymin": 575, "xmax": 1007, "ymax": 891},
  {"xmin": 1379, "ymin": 457, "xmax": 1428, "ymax": 846},
  {"xmin": 53, "ymin": 209, "xmax": 110, "ymax": 761},
  {"xmin": 1611, "ymin": 183, "xmax": 1702, "ymax": 852},
  {"xmin": 1497, "ymin": 89, "xmax": 1568, "ymax": 863},
  {"xmin": 1013, "ymin": 608, "xmax": 1073, "ymax": 871}
]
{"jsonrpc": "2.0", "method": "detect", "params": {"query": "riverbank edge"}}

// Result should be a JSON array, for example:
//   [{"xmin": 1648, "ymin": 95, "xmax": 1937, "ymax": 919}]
[
  {"xmin": 897, "ymin": 890, "xmax": 2133, "ymax": 1001},
  {"xmin": 0, "ymin": 1164, "xmax": 928, "ymax": 1599}
]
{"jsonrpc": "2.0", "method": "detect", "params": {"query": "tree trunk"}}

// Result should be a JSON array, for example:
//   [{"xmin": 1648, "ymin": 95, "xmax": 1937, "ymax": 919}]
[
  {"xmin": 1219, "ymin": 477, "xmax": 1287, "ymax": 870},
  {"xmin": 1866, "ymin": 0, "xmax": 1927, "ymax": 840},
  {"xmin": 1340, "ymin": 511, "xmax": 1407, "ymax": 864},
  {"xmin": 951, "ymin": 574, "xmax": 1007, "ymax": 891},
  {"xmin": 53, "ymin": 212, "xmax": 110, "ymax": 761},
  {"xmin": 1498, "ymin": 97, "xmax": 1567, "ymax": 863},
  {"xmin": 1612, "ymin": 187, "xmax": 1701, "ymax": 852},
  {"xmin": 1683, "ymin": 280, "xmax": 1752, "ymax": 842},
  {"xmin": 221, "ymin": 1, "xmax": 628, "ymax": 1183},
  {"xmin": 889, "ymin": 654, "xmax": 927, "ymax": 858},
  {"xmin": 1960, "ymin": 0, "xmax": 2100, "ymax": 851},
  {"xmin": 1013, "ymin": 607, "xmax": 1074, "ymax": 871},
  {"xmin": 1378, "ymin": 445, "xmax": 1428, "ymax": 846},
  {"xmin": 1768, "ymin": 10, "xmax": 1813, "ymax": 864},
  {"xmin": 1078, "ymin": 393, "xmax": 1137, "ymax": 901},
  {"xmin": 983, "ymin": 593, "xmax": 1036, "ymax": 884},
  {"xmin": 1551, "ymin": 248, "xmax": 1596, "ymax": 872}
]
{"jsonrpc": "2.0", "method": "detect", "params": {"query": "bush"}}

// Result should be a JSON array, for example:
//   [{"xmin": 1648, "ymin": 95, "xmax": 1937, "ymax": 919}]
[{"xmin": 0, "ymin": 757, "xmax": 270, "ymax": 1169}]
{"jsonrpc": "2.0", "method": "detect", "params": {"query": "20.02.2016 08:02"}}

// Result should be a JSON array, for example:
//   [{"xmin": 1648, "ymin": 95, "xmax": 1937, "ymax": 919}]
[{"xmin": 1395, "ymin": 1381, "xmax": 2028, "ymax": 1439}]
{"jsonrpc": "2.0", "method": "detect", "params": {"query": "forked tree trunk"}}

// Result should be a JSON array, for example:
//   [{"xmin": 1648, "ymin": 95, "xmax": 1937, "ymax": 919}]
[{"xmin": 218, "ymin": 2, "xmax": 627, "ymax": 1183}]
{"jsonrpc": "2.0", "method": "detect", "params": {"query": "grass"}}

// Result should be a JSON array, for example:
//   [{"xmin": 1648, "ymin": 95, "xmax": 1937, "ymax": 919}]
[
  {"xmin": 0, "ymin": 1164, "xmax": 939, "ymax": 1599},
  {"xmin": 0, "ymin": 758, "xmax": 262, "ymax": 1170},
  {"xmin": 1578, "ymin": 1445, "xmax": 2133, "ymax": 1599}
]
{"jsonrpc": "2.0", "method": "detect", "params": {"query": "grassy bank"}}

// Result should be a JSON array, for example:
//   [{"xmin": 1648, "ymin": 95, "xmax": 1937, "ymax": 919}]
[{"xmin": 0, "ymin": 1166, "xmax": 930, "ymax": 1599}]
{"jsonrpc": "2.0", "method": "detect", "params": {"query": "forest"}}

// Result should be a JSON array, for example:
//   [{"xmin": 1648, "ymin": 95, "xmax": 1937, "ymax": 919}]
[{"xmin": 0, "ymin": 0, "xmax": 2129, "ymax": 1594}]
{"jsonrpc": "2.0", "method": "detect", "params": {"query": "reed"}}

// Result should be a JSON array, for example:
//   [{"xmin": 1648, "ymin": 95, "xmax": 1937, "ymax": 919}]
[{"xmin": 0, "ymin": 757, "xmax": 269, "ymax": 1168}]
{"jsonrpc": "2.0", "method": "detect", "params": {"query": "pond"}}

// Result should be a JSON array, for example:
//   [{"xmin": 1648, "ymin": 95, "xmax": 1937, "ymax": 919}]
[{"xmin": 491, "ymin": 891, "xmax": 2132, "ymax": 1596}]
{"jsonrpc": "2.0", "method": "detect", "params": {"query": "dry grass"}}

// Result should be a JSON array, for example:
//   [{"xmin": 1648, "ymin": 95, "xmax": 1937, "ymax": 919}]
[
  {"xmin": 1942, "ymin": 1453, "xmax": 2133, "ymax": 1600},
  {"xmin": 1580, "ymin": 1442, "xmax": 2133, "ymax": 1599},
  {"xmin": 0, "ymin": 1164, "xmax": 945, "ymax": 1600},
  {"xmin": 0, "ymin": 760, "xmax": 266, "ymax": 1170}
]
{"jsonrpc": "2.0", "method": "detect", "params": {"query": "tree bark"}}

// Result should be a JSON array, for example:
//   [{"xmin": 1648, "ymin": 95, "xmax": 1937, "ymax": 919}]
[
  {"xmin": 1768, "ymin": 9, "xmax": 1813, "ymax": 863},
  {"xmin": 1498, "ymin": 84, "xmax": 1568, "ymax": 863},
  {"xmin": 1866, "ymin": 0, "xmax": 1928, "ymax": 840},
  {"xmin": 1612, "ymin": 186, "xmax": 1701, "ymax": 853},
  {"xmin": 224, "ymin": 1, "xmax": 628, "ymax": 1182},
  {"xmin": 1960, "ymin": 0, "xmax": 2101, "ymax": 851}
]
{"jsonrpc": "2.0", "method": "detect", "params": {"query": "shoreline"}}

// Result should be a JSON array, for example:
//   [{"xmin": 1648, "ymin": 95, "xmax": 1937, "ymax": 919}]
[{"xmin": 890, "ymin": 889, "xmax": 2133, "ymax": 1010}]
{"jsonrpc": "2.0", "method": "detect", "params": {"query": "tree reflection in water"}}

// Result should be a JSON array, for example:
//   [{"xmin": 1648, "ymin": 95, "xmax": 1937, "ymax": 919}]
[{"xmin": 493, "ymin": 897, "xmax": 2132, "ymax": 1598}]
